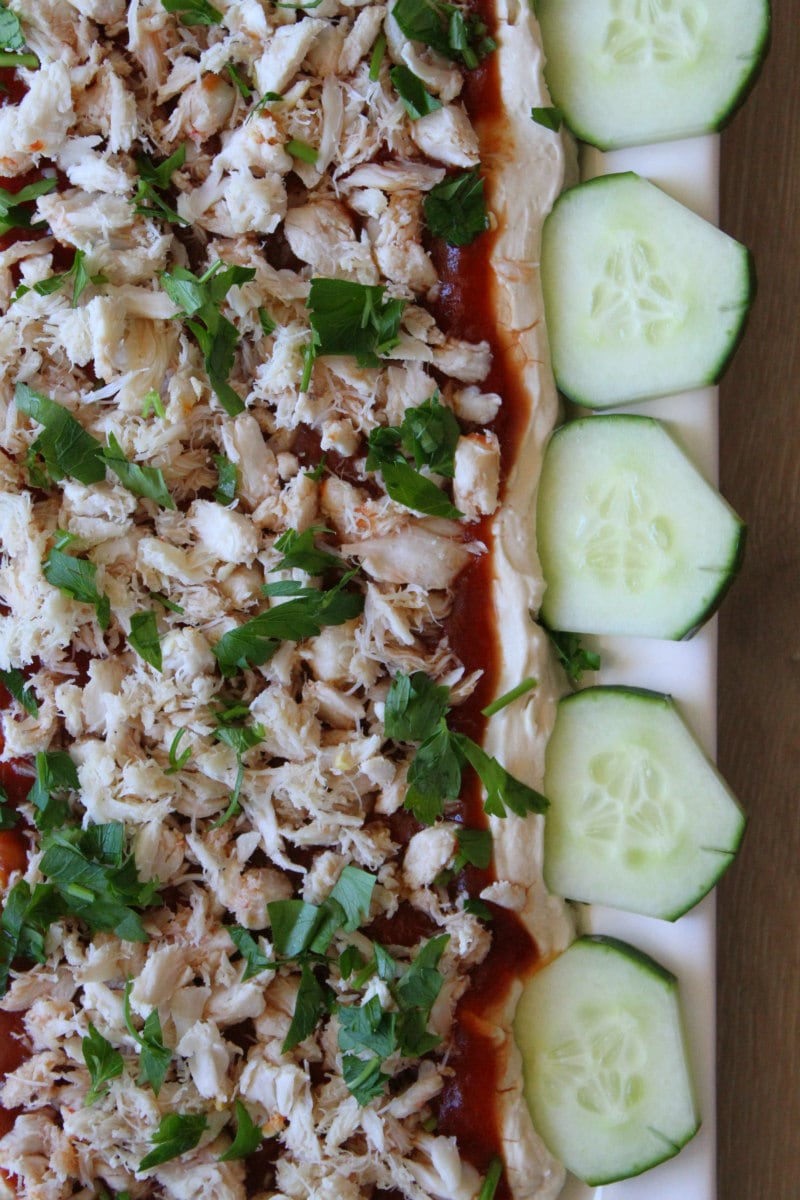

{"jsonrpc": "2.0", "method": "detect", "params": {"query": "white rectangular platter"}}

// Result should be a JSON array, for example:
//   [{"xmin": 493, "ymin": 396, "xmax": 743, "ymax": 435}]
[{"xmin": 558, "ymin": 132, "xmax": 722, "ymax": 1200}]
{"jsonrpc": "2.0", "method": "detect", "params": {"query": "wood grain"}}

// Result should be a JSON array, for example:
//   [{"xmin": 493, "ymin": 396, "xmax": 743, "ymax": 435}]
[{"xmin": 718, "ymin": 0, "xmax": 800, "ymax": 1195}]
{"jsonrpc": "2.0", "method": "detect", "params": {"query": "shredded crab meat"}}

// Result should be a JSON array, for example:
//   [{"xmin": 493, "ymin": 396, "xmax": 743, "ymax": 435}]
[{"xmin": 0, "ymin": 0, "xmax": 564, "ymax": 1198}]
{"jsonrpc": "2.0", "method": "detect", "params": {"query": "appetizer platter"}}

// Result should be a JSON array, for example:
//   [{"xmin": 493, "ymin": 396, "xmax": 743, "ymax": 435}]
[{"xmin": 0, "ymin": 2, "xmax": 767, "ymax": 1200}]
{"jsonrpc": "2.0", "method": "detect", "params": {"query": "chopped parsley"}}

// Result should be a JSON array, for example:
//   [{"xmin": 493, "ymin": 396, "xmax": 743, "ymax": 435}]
[
  {"xmin": 225, "ymin": 61, "xmax": 252, "ymax": 99},
  {"xmin": 0, "ymin": 786, "xmax": 18, "ymax": 832},
  {"xmin": 545, "ymin": 627, "xmax": 601, "ymax": 684},
  {"xmin": 366, "ymin": 393, "xmax": 462, "ymax": 518},
  {"xmin": 128, "ymin": 611, "xmax": 163, "ymax": 671},
  {"xmin": 160, "ymin": 261, "xmax": 256, "ymax": 416},
  {"xmin": 478, "ymin": 1156, "xmax": 504, "ymax": 1200},
  {"xmin": 369, "ymin": 32, "xmax": 386, "ymax": 81},
  {"xmin": 123, "ymin": 978, "xmax": 171, "ymax": 1095},
  {"xmin": 389, "ymin": 65, "xmax": 442, "ymax": 120},
  {"xmin": 531, "ymin": 105, "xmax": 563, "ymax": 132},
  {"xmin": 15, "ymin": 249, "xmax": 105, "ymax": 307},
  {"xmin": 141, "ymin": 389, "xmax": 165, "ymax": 419},
  {"xmin": 453, "ymin": 826, "xmax": 492, "ymax": 871},
  {"xmin": 27, "ymin": 749, "xmax": 79, "ymax": 831},
  {"xmin": 0, "ymin": 667, "xmax": 38, "ymax": 717},
  {"xmin": 103, "ymin": 432, "xmax": 175, "ymax": 508},
  {"xmin": 272, "ymin": 526, "xmax": 340, "ymax": 575},
  {"xmin": 213, "ymin": 570, "xmax": 364, "ymax": 676},
  {"xmin": 385, "ymin": 671, "xmax": 549, "ymax": 824},
  {"xmin": 245, "ymin": 90, "xmax": 283, "ymax": 123},
  {"xmin": 213, "ymin": 453, "xmax": 238, "ymax": 506},
  {"xmin": 218, "ymin": 1100, "xmax": 264, "ymax": 1161},
  {"xmin": 424, "ymin": 166, "xmax": 488, "ymax": 246},
  {"xmin": 210, "ymin": 716, "xmax": 264, "ymax": 827},
  {"xmin": 391, "ymin": 0, "xmax": 495, "ymax": 69},
  {"xmin": 0, "ymin": 7, "xmax": 37, "ymax": 68},
  {"xmin": 227, "ymin": 926, "xmax": 273, "ymax": 981},
  {"xmin": 149, "ymin": 591, "xmax": 184, "ymax": 615},
  {"xmin": 82, "ymin": 1023, "xmax": 124, "ymax": 1106},
  {"xmin": 0, "ymin": 178, "xmax": 56, "ymax": 238},
  {"xmin": 132, "ymin": 145, "xmax": 188, "ymax": 225},
  {"xmin": 42, "ymin": 545, "xmax": 110, "ymax": 630},
  {"xmin": 159, "ymin": 0, "xmax": 222, "ymax": 25},
  {"xmin": 0, "ymin": 880, "xmax": 63, "ymax": 995},
  {"xmin": 139, "ymin": 1112, "xmax": 208, "ymax": 1171},
  {"xmin": 286, "ymin": 137, "xmax": 318, "ymax": 164},
  {"xmin": 306, "ymin": 278, "xmax": 406, "ymax": 370},
  {"xmin": 15, "ymin": 383, "xmax": 105, "ymax": 486}
]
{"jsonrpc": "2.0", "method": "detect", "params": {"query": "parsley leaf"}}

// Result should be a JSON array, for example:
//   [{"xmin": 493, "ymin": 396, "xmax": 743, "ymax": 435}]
[
  {"xmin": 103, "ymin": 432, "xmax": 175, "ymax": 509},
  {"xmin": 27, "ymin": 749, "xmax": 79, "ymax": 830},
  {"xmin": 328, "ymin": 865, "xmax": 376, "ymax": 932},
  {"xmin": 245, "ymin": 90, "xmax": 283, "ymax": 123},
  {"xmin": 15, "ymin": 383, "xmax": 105, "ymax": 486},
  {"xmin": 369, "ymin": 32, "xmax": 386, "ymax": 80},
  {"xmin": 282, "ymin": 961, "xmax": 328, "ymax": 1051},
  {"xmin": 531, "ymin": 105, "xmax": 563, "ymax": 132},
  {"xmin": 389, "ymin": 65, "xmax": 442, "ymax": 120},
  {"xmin": 124, "ymin": 978, "xmax": 171, "ymax": 1095},
  {"xmin": 159, "ymin": 0, "xmax": 223, "ymax": 24},
  {"xmin": 0, "ymin": 786, "xmax": 18, "ymax": 831},
  {"xmin": 219, "ymin": 1099, "xmax": 263, "ymax": 1161},
  {"xmin": 386, "ymin": 672, "xmax": 549, "ymax": 824},
  {"xmin": 424, "ymin": 166, "xmax": 488, "ymax": 246},
  {"xmin": 341, "ymin": 1053, "xmax": 387, "ymax": 1106},
  {"xmin": 39, "ymin": 823, "xmax": 160, "ymax": 943},
  {"xmin": 366, "ymin": 432, "xmax": 462, "ymax": 519},
  {"xmin": 453, "ymin": 826, "xmax": 492, "ymax": 871},
  {"xmin": 133, "ymin": 145, "xmax": 188, "ymax": 226},
  {"xmin": 545, "ymin": 628, "xmax": 601, "ymax": 684},
  {"xmin": 391, "ymin": 0, "xmax": 495, "ymax": 68},
  {"xmin": 366, "ymin": 396, "xmax": 462, "ymax": 518},
  {"xmin": 211, "ymin": 718, "xmax": 264, "ymax": 827},
  {"xmin": 385, "ymin": 671, "xmax": 450, "ymax": 742},
  {"xmin": 142, "ymin": 389, "xmax": 165, "ymax": 419},
  {"xmin": 139, "ymin": 1112, "xmax": 208, "ymax": 1171},
  {"xmin": 0, "ymin": 881, "xmax": 63, "ymax": 996},
  {"xmin": 82, "ymin": 1023, "xmax": 124, "ymax": 1105},
  {"xmin": 0, "ymin": 667, "xmax": 38, "ymax": 717},
  {"xmin": 150, "ymin": 591, "xmax": 184, "ymax": 615},
  {"xmin": 455, "ymin": 735, "xmax": 548, "ymax": 818},
  {"xmin": 273, "ymin": 526, "xmax": 339, "ymax": 575},
  {"xmin": 128, "ymin": 611, "xmax": 162, "ymax": 671},
  {"xmin": 307, "ymin": 278, "xmax": 406, "ymax": 369},
  {"xmin": 225, "ymin": 61, "xmax": 252, "ymax": 99},
  {"xmin": 464, "ymin": 896, "xmax": 492, "ymax": 921},
  {"xmin": 43, "ymin": 546, "xmax": 110, "ymax": 630},
  {"xmin": 16, "ymin": 249, "xmax": 104, "ymax": 307},
  {"xmin": 161, "ymin": 261, "xmax": 256, "ymax": 416},
  {"xmin": 214, "ymin": 453, "xmax": 237, "ymax": 505},
  {"xmin": 228, "ymin": 926, "xmax": 273, "ymax": 980},
  {"xmin": 213, "ymin": 570, "xmax": 364, "ymax": 676},
  {"xmin": 0, "ymin": 9, "xmax": 25, "ymax": 51},
  {"xmin": 0, "ymin": 178, "xmax": 56, "ymax": 238},
  {"xmin": 481, "ymin": 676, "xmax": 537, "ymax": 717}
]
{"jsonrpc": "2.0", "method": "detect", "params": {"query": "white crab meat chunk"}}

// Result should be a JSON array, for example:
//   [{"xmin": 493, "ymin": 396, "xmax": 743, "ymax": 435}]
[
  {"xmin": 340, "ymin": 525, "xmax": 478, "ymax": 590},
  {"xmin": 188, "ymin": 501, "xmax": 259, "ymax": 565},
  {"xmin": 175, "ymin": 1020, "xmax": 234, "ymax": 1101},
  {"xmin": 370, "ymin": 194, "xmax": 437, "ymax": 295},
  {"xmin": 254, "ymin": 19, "xmax": 327, "ymax": 95},
  {"xmin": 410, "ymin": 105, "xmax": 480, "ymax": 168},
  {"xmin": 163, "ymin": 75, "xmax": 236, "ymax": 144},
  {"xmin": 37, "ymin": 191, "xmax": 172, "ymax": 284},
  {"xmin": 0, "ymin": 61, "xmax": 75, "ymax": 173},
  {"xmin": 402, "ymin": 824, "xmax": 458, "ymax": 890},
  {"xmin": 338, "ymin": 6, "xmax": 386, "ymax": 74},
  {"xmin": 385, "ymin": 12, "xmax": 464, "ymax": 103},
  {"xmin": 220, "ymin": 414, "xmax": 279, "ymax": 508},
  {"xmin": 452, "ymin": 432, "xmax": 500, "ymax": 520},
  {"xmin": 284, "ymin": 200, "xmax": 378, "ymax": 284}
]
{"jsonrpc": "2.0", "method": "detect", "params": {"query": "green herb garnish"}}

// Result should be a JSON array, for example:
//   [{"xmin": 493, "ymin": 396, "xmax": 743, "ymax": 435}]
[
  {"xmin": 0, "ymin": 667, "xmax": 38, "ymax": 717},
  {"xmin": 424, "ymin": 166, "xmax": 488, "ymax": 246},
  {"xmin": 139, "ymin": 1112, "xmax": 208, "ymax": 1170},
  {"xmin": 43, "ymin": 546, "xmax": 110, "ymax": 630},
  {"xmin": 104, "ymin": 432, "xmax": 174, "ymax": 508},
  {"xmin": 164, "ymin": 727, "xmax": 191, "ymax": 775},
  {"xmin": 0, "ymin": 178, "xmax": 56, "ymax": 238},
  {"xmin": 161, "ymin": 261, "xmax": 256, "ymax": 416},
  {"xmin": 366, "ymin": 393, "xmax": 462, "ymax": 518},
  {"xmin": 391, "ymin": 0, "xmax": 495, "ymax": 68},
  {"xmin": 389, "ymin": 65, "xmax": 442, "ymax": 120},
  {"xmin": 481, "ymin": 676, "xmax": 537, "ymax": 717},
  {"xmin": 478, "ymin": 1156, "xmax": 504, "ymax": 1200},
  {"xmin": 545, "ymin": 628, "xmax": 601, "ymax": 684},
  {"xmin": 27, "ymin": 750, "xmax": 79, "ymax": 831},
  {"xmin": 128, "ymin": 611, "xmax": 162, "ymax": 671},
  {"xmin": 213, "ymin": 453, "xmax": 238, "ymax": 506},
  {"xmin": 124, "ymin": 977, "xmax": 171, "ymax": 1095},
  {"xmin": 218, "ymin": 1099, "xmax": 264, "ymax": 1161},
  {"xmin": 159, "ymin": 0, "xmax": 222, "ymax": 24},
  {"xmin": 273, "ymin": 526, "xmax": 340, "ymax": 575},
  {"xmin": 133, "ymin": 145, "xmax": 188, "ymax": 226},
  {"xmin": 286, "ymin": 138, "xmax": 318, "ymax": 164},
  {"xmin": 306, "ymin": 278, "xmax": 406, "ymax": 369},
  {"xmin": 82, "ymin": 1023, "xmax": 124, "ymax": 1106},
  {"xmin": 15, "ymin": 383, "xmax": 105, "ymax": 486},
  {"xmin": 531, "ymin": 105, "xmax": 563, "ymax": 132}
]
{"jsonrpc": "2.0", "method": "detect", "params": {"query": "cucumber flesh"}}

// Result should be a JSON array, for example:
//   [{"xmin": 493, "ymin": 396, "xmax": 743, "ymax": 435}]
[
  {"xmin": 541, "ymin": 172, "xmax": 753, "ymax": 408},
  {"xmin": 536, "ymin": 0, "xmax": 771, "ymax": 150},
  {"xmin": 515, "ymin": 936, "xmax": 700, "ymax": 1185},
  {"xmin": 537, "ymin": 415, "xmax": 745, "ymax": 639},
  {"xmin": 543, "ymin": 686, "xmax": 746, "ymax": 919}
]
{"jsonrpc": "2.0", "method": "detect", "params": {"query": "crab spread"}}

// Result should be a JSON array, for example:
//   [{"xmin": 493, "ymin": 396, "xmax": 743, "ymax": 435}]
[{"xmin": 0, "ymin": 2, "xmax": 571, "ymax": 1198}]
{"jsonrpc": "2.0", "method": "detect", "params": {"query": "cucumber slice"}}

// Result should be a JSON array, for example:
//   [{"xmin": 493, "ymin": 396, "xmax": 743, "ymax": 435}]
[
  {"xmin": 537, "ymin": 415, "xmax": 745, "ymax": 639},
  {"xmin": 536, "ymin": 0, "xmax": 770, "ymax": 150},
  {"xmin": 541, "ymin": 172, "xmax": 753, "ymax": 408},
  {"xmin": 543, "ymin": 686, "xmax": 746, "ymax": 919},
  {"xmin": 515, "ymin": 936, "xmax": 700, "ymax": 1185}
]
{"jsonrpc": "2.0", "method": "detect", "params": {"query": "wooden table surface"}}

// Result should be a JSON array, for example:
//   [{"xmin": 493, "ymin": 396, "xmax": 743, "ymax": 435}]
[{"xmin": 718, "ymin": 2, "xmax": 800, "ymax": 1195}]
